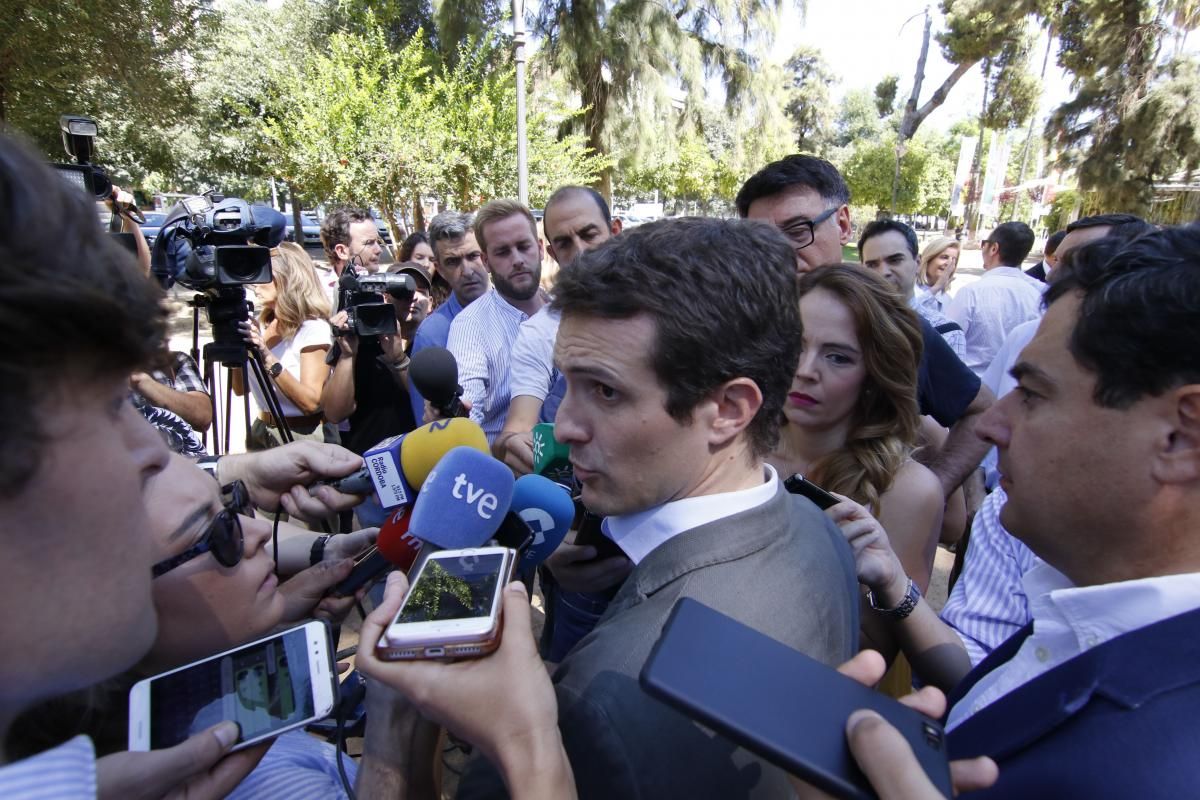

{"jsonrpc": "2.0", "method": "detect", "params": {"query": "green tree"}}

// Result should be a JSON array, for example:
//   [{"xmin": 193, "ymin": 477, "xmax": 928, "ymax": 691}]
[
  {"xmin": 785, "ymin": 47, "xmax": 837, "ymax": 154},
  {"xmin": 532, "ymin": 0, "xmax": 790, "ymax": 200},
  {"xmin": 844, "ymin": 132, "xmax": 954, "ymax": 216},
  {"xmin": 1048, "ymin": 0, "xmax": 1200, "ymax": 212},
  {"xmin": 1, "ymin": 0, "xmax": 213, "ymax": 181}
]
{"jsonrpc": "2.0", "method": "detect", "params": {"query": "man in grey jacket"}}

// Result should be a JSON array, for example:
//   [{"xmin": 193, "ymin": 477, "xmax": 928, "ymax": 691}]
[{"xmin": 459, "ymin": 217, "xmax": 860, "ymax": 799}]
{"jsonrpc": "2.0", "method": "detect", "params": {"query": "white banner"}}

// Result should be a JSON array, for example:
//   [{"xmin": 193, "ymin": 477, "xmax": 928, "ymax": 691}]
[
  {"xmin": 980, "ymin": 133, "xmax": 1011, "ymax": 219},
  {"xmin": 949, "ymin": 136, "xmax": 977, "ymax": 217}
]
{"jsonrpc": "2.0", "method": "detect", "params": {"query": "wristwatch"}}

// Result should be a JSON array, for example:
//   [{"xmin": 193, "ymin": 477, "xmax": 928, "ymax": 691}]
[
  {"xmin": 196, "ymin": 455, "xmax": 221, "ymax": 483},
  {"xmin": 267, "ymin": 361, "xmax": 284, "ymax": 379},
  {"xmin": 867, "ymin": 577, "xmax": 921, "ymax": 620},
  {"xmin": 310, "ymin": 534, "xmax": 333, "ymax": 566}
]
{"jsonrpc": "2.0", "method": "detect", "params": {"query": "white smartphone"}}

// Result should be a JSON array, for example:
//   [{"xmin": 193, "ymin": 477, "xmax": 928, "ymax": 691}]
[
  {"xmin": 128, "ymin": 620, "xmax": 336, "ymax": 752},
  {"xmin": 376, "ymin": 546, "xmax": 515, "ymax": 661}
]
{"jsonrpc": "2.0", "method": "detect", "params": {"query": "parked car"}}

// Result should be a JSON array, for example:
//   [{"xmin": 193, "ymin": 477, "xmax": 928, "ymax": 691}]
[
  {"xmin": 285, "ymin": 213, "xmax": 323, "ymax": 246},
  {"xmin": 138, "ymin": 212, "xmax": 169, "ymax": 247}
]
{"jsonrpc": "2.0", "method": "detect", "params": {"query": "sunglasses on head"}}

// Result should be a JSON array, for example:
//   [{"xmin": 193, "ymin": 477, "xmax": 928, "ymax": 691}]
[{"xmin": 151, "ymin": 481, "xmax": 250, "ymax": 578}]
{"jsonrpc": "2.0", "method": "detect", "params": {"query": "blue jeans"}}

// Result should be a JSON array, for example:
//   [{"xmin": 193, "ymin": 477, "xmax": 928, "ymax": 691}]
[{"xmin": 541, "ymin": 583, "xmax": 612, "ymax": 662}]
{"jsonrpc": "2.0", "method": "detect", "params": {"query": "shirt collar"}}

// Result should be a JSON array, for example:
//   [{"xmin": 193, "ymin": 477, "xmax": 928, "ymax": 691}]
[
  {"xmin": 604, "ymin": 465, "xmax": 781, "ymax": 564},
  {"xmin": 1024, "ymin": 562, "xmax": 1200, "ymax": 650}
]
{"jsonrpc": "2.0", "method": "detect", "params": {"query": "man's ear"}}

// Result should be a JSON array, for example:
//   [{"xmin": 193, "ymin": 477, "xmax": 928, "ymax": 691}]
[
  {"xmin": 610, "ymin": 218, "xmax": 623, "ymax": 236},
  {"xmin": 835, "ymin": 205, "xmax": 852, "ymax": 246},
  {"xmin": 1154, "ymin": 386, "xmax": 1200, "ymax": 484},
  {"xmin": 707, "ymin": 378, "xmax": 763, "ymax": 447}
]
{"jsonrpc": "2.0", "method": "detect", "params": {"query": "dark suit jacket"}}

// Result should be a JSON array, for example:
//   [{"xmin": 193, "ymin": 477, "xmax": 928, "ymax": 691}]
[
  {"xmin": 458, "ymin": 484, "xmax": 860, "ymax": 800},
  {"xmin": 1025, "ymin": 261, "xmax": 1047, "ymax": 282},
  {"xmin": 946, "ymin": 606, "xmax": 1200, "ymax": 798}
]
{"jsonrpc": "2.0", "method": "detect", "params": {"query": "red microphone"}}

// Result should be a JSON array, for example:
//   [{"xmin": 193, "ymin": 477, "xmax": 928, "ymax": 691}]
[{"xmin": 329, "ymin": 507, "xmax": 422, "ymax": 597}]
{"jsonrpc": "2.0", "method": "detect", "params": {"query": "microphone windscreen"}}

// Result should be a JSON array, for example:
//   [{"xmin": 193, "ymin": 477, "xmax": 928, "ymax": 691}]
[
  {"xmin": 532, "ymin": 423, "xmax": 573, "ymax": 484},
  {"xmin": 377, "ymin": 505, "xmax": 421, "ymax": 572},
  {"xmin": 401, "ymin": 418, "xmax": 488, "ymax": 488},
  {"xmin": 512, "ymin": 474, "xmax": 576, "ymax": 570},
  {"xmin": 409, "ymin": 447, "xmax": 515, "ymax": 549},
  {"xmin": 409, "ymin": 347, "xmax": 461, "ymax": 406},
  {"xmin": 363, "ymin": 434, "xmax": 414, "ymax": 509}
]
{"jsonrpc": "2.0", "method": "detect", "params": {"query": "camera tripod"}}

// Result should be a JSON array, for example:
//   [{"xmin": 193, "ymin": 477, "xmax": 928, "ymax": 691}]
[{"xmin": 187, "ymin": 295, "xmax": 293, "ymax": 455}]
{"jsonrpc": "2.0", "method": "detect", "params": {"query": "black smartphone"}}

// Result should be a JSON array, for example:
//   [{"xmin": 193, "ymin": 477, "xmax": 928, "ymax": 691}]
[
  {"xmin": 571, "ymin": 504, "xmax": 625, "ymax": 561},
  {"xmin": 640, "ymin": 598, "xmax": 953, "ymax": 800},
  {"xmin": 783, "ymin": 473, "xmax": 840, "ymax": 510},
  {"xmin": 330, "ymin": 546, "xmax": 391, "ymax": 597}
]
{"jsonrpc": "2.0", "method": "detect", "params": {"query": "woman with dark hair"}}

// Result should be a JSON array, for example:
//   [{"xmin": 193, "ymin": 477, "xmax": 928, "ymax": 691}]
[
  {"xmin": 400, "ymin": 231, "xmax": 452, "ymax": 310},
  {"xmin": 768, "ymin": 265, "xmax": 943, "ymax": 671}
]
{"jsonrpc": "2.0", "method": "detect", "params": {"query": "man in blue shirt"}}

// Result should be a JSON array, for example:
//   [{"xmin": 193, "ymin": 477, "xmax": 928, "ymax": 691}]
[{"xmin": 408, "ymin": 210, "xmax": 490, "ymax": 422}]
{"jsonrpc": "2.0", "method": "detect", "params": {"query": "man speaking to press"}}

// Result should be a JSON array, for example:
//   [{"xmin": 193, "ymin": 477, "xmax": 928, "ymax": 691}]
[{"xmin": 457, "ymin": 217, "xmax": 860, "ymax": 800}]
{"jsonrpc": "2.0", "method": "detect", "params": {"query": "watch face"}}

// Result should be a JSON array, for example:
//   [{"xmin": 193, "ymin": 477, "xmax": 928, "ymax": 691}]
[{"xmin": 270, "ymin": 362, "xmax": 283, "ymax": 378}]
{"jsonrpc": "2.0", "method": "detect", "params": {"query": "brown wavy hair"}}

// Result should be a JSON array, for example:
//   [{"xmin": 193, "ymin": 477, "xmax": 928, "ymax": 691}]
[
  {"xmin": 795, "ymin": 265, "xmax": 924, "ymax": 511},
  {"xmin": 261, "ymin": 242, "xmax": 332, "ymax": 340}
]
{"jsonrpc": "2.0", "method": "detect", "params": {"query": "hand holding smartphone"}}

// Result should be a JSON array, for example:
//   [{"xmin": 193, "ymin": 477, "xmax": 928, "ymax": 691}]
[
  {"xmin": 375, "ymin": 546, "xmax": 516, "ymax": 661},
  {"xmin": 128, "ymin": 621, "xmax": 336, "ymax": 752},
  {"xmin": 641, "ymin": 599, "xmax": 953, "ymax": 800}
]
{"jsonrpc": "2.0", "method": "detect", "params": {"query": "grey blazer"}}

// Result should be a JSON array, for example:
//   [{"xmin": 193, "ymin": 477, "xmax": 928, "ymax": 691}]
[{"xmin": 459, "ymin": 484, "xmax": 860, "ymax": 800}]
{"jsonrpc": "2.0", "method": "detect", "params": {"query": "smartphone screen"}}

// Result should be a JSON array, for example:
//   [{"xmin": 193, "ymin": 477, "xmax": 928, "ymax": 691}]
[
  {"xmin": 147, "ymin": 626, "xmax": 317, "ymax": 749},
  {"xmin": 396, "ymin": 551, "xmax": 505, "ymax": 623}
]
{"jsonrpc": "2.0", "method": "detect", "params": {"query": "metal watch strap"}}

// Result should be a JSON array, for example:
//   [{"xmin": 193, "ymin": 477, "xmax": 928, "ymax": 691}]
[
  {"xmin": 196, "ymin": 455, "xmax": 221, "ymax": 482},
  {"xmin": 310, "ymin": 534, "xmax": 333, "ymax": 567},
  {"xmin": 868, "ymin": 577, "xmax": 920, "ymax": 620}
]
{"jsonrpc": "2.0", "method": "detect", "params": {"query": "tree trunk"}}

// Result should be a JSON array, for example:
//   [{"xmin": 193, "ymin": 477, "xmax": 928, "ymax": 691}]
[
  {"xmin": 964, "ymin": 58, "xmax": 993, "ymax": 241},
  {"xmin": 1009, "ymin": 25, "xmax": 1055, "ymax": 222},
  {"xmin": 893, "ymin": 8, "xmax": 932, "ymax": 215},
  {"xmin": 289, "ymin": 183, "xmax": 304, "ymax": 251}
]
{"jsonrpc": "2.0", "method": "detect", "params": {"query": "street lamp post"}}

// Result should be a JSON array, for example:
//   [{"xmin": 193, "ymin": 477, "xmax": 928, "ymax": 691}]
[{"xmin": 513, "ymin": 0, "xmax": 529, "ymax": 206}]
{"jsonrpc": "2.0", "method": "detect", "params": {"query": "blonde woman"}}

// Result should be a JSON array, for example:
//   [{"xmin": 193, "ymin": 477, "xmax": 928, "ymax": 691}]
[
  {"xmin": 916, "ymin": 236, "xmax": 960, "ymax": 312},
  {"xmin": 768, "ymin": 266, "xmax": 942, "ymax": 673},
  {"xmin": 236, "ymin": 242, "xmax": 333, "ymax": 449}
]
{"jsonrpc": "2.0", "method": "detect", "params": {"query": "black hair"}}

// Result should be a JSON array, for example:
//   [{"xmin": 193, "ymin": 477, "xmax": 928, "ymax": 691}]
[
  {"xmin": 859, "ymin": 219, "xmax": 919, "ymax": 259},
  {"xmin": 988, "ymin": 221, "xmax": 1035, "ymax": 266},
  {"xmin": 1063, "ymin": 214, "xmax": 1157, "ymax": 248},
  {"xmin": 0, "ymin": 133, "xmax": 166, "ymax": 497},
  {"xmin": 735, "ymin": 155, "xmax": 850, "ymax": 218},
  {"xmin": 398, "ymin": 231, "xmax": 428, "ymax": 262},
  {"xmin": 1044, "ymin": 226, "xmax": 1200, "ymax": 409},
  {"xmin": 1044, "ymin": 230, "xmax": 1068, "ymax": 256},
  {"xmin": 551, "ymin": 217, "xmax": 801, "ymax": 458},
  {"xmin": 545, "ymin": 185, "xmax": 611, "ymax": 228}
]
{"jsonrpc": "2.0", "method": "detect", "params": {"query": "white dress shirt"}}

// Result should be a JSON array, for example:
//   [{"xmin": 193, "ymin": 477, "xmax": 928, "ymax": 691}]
[
  {"xmin": 946, "ymin": 564, "xmax": 1200, "ymax": 730},
  {"xmin": 946, "ymin": 267, "xmax": 1044, "ymax": 378},
  {"xmin": 0, "ymin": 735, "xmax": 97, "ymax": 799},
  {"xmin": 447, "ymin": 289, "xmax": 536, "ymax": 442},
  {"xmin": 604, "ymin": 465, "xmax": 781, "ymax": 564}
]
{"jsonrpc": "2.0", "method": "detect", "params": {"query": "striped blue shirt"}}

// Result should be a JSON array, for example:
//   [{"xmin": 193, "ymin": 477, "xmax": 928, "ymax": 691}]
[
  {"xmin": 227, "ymin": 730, "xmax": 355, "ymax": 799},
  {"xmin": 0, "ymin": 735, "xmax": 96, "ymax": 799},
  {"xmin": 446, "ymin": 289, "xmax": 539, "ymax": 443},
  {"xmin": 940, "ymin": 488, "xmax": 1041, "ymax": 665}
]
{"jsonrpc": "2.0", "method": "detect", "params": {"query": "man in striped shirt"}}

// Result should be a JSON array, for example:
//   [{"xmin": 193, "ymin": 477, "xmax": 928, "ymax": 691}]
[{"xmin": 443, "ymin": 200, "xmax": 548, "ymax": 442}]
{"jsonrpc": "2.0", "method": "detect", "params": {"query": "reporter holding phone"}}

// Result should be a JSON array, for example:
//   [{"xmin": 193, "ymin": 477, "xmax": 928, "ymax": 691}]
[{"xmin": 9, "ymin": 455, "xmax": 378, "ymax": 798}]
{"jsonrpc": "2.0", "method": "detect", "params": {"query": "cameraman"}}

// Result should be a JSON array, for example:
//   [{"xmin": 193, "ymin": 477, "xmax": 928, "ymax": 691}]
[{"xmin": 321, "ymin": 265, "xmax": 420, "ymax": 527}]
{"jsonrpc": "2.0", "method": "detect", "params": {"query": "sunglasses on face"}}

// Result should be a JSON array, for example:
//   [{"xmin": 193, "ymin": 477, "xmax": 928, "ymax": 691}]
[{"xmin": 151, "ymin": 481, "xmax": 250, "ymax": 579}]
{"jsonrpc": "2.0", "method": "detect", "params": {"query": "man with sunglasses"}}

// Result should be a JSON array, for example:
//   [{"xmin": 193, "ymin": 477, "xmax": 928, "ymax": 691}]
[
  {"xmin": 0, "ymin": 134, "xmax": 275, "ymax": 798},
  {"xmin": 736, "ymin": 155, "xmax": 995, "ymax": 499}
]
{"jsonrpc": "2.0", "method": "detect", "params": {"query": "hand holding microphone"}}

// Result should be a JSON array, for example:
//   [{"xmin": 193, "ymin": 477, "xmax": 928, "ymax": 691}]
[
  {"xmin": 410, "ymin": 347, "xmax": 469, "ymax": 420},
  {"xmin": 215, "ymin": 441, "xmax": 366, "ymax": 523}
]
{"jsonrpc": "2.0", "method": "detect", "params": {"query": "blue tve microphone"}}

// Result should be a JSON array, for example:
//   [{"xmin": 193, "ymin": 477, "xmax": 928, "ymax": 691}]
[
  {"xmin": 511, "ymin": 474, "xmax": 576, "ymax": 574},
  {"xmin": 408, "ymin": 447, "xmax": 515, "ymax": 549}
]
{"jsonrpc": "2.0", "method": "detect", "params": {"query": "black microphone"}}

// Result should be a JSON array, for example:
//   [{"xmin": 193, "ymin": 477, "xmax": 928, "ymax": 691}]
[{"xmin": 410, "ymin": 347, "xmax": 468, "ymax": 418}]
